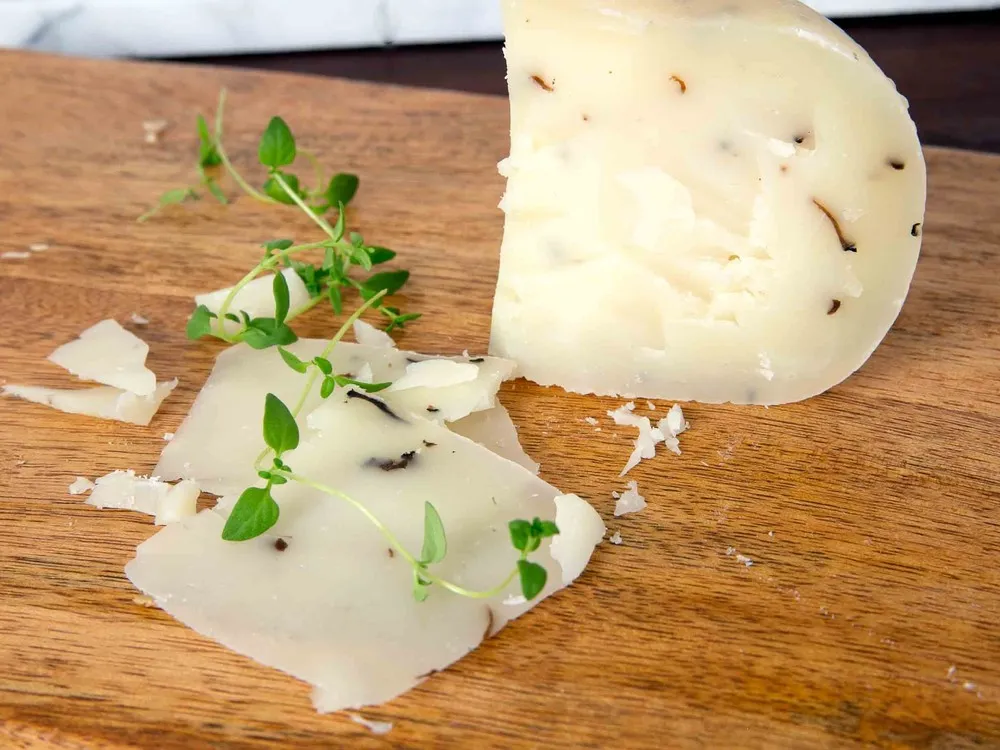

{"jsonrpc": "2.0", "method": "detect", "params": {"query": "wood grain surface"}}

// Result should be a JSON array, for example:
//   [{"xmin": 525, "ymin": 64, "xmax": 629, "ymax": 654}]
[{"xmin": 0, "ymin": 50, "xmax": 998, "ymax": 749}]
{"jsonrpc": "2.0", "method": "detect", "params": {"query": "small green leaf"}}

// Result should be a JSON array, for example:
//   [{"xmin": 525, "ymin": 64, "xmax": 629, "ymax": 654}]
[
  {"xmin": 312, "ymin": 357, "xmax": 333, "ymax": 375},
  {"xmin": 320, "ymin": 377, "xmax": 336, "ymax": 399},
  {"xmin": 263, "ymin": 173, "xmax": 302, "ymax": 205},
  {"xmin": 257, "ymin": 470, "xmax": 272, "ymax": 480},
  {"xmin": 336, "ymin": 378, "xmax": 391, "ymax": 393},
  {"xmin": 326, "ymin": 173, "xmax": 360, "ymax": 207},
  {"xmin": 328, "ymin": 285, "xmax": 343, "ymax": 315},
  {"xmin": 221, "ymin": 487, "xmax": 279, "ymax": 542},
  {"xmin": 270, "ymin": 474, "xmax": 288, "ymax": 485},
  {"xmin": 351, "ymin": 246, "xmax": 373, "ymax": 272},
  {"xmin": 421, "ymin": 502, "xmax": 447, "ymax": 565},
  {"xmin": 517, "ymin": 560, "xmax": 548, "ymax": 600},
  {"xmin": 367, "ymin": 247, "xmax": 396, "ymax": 265},
  {"xmin": 508, "ymin": 519, "xmax": 532, "ymax": 553},
  {"xmin": 197, "ymin": 114, "xmax": 222, "ymax": 168},
  {"xmin": 531, "ymin": 519, "xmax": 560, "ymax": 539},
  {"xmin": 185, "ymin": 305, "xmax": 217, "ymax": 340},
  {"xmin": 412, "ymin": 570, "xmax": 430, "ymax": 602},
  {"xmin": 361, "ymin": 270, "xmax": 410, "ymax": 300},
  {"xmin": 278, "ymin": 347, "xmax": 309, "ymax": 374},
  {"xmin": 384, "ymin": 312, "xmax": 422, "ymax": 333},
  {"xmin": 262, "ymin": 393, "xmax": 299, "ymax": 455},
  {"xmin": 350, "ymin": 232, "xmax": 365, "ymax": 248},
  {"xmin": 273, "ymin": 271, "xmax": 290, "ymax": 325},
  {"xmin": 224, "ymin": 313, "xmax": 241, "ymax": 323},
  {"xmin": 331, "ymin": 201, "xmax": 346, "ymax": 242},
  {"xmin": 138, "ymin": 187, "xmax": 198, "ymax": 223},
  {"xmin": 200, "ymin": 171, "xmax": 228, "ymax": 204},
  {"xmin": 263, "ymin": 239, "xmax": 295, "ymax": 252},
  {"xmin": 258, "ymin": 116, "xmax": 297, "ymax": 169},
  {"xmin": 241, "ymin": 319, "xmax": 298, "ymax": 350}
]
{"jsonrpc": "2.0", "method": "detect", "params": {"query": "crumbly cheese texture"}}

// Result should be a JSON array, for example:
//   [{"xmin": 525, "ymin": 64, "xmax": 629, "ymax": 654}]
[{"xmin": 490, "ymin": 0, "xmax": 926, "ymax": 404}]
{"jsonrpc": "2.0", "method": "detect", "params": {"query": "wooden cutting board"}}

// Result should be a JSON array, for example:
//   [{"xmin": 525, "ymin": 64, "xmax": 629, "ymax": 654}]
[{"xmin": 0, "ymin": 50, "xmax": 997, "ymax": 749}]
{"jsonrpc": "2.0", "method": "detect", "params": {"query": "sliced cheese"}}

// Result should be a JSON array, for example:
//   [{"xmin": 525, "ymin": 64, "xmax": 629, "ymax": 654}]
[
  {"xmin": 49, "ymin": 319, "xmax": 157, "ymax": 396},
  {"xmin": 87, "ymin": 470, "xmax": 199, "ymax": 525},
  {"xmin": 195, "ymin": 268, "xmax": 310, "ymax": 335},
  {"xmin": 491, "ymin": 0, "xmax": 927, "ymax": 405},
  {"xmin": 352, "ymin": 319, "xmax": 395, "ymax": 349},
  {"xmin": 3, "ymin": 379, "xmax": 177, "ymax": 426},
  {"xmin": 126, "ymin": 392, "xmax": 604, "ymax": 712},
  {"xmin": 449, "ymin": 404, "xmax": 539, "ymax": 474},
  {"xmin": 153, "ymin": 341, "xmax": 516, "ymax": 496}
]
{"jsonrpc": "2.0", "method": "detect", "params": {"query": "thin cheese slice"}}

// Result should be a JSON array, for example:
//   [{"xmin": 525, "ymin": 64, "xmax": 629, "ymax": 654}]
[
  {"xmin": 195, "ymin": 268, "xmax": 310, "ymax": 335},
  {"xmin": 490, "ymin": 0, "xmax": 927, "ymax": 405},
  {"xmin": 153, "ymin": 341, "xmax": 516, "ymax": 496},
  {"xmin": 126, "ymin": 392, "xmax": 605, "ymax": 712},
  {"xmin": 48, "ymin": 319, "xmax": 157, "ymax": 396},
  {"xmin": 87, "ymin": 470, "xmax": 199, "ymax": 525},
  {"xmin": 2, "ymin": 379, "xmax": 177, "ymax": 426},
  {"xmin": 449, "ymin": 405, "xmax": 539, "ymax": 474}
]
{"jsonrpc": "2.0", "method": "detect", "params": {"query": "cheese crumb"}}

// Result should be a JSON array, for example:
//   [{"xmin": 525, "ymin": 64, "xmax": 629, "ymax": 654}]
[
  {"xmin": 584, "ymin": 416, "xmax": 599, "ymax": 426},
  {"xmin": 609, "ymin": 531, "xmax": 623, "ymax": 545},
  {"xmin": 349, "ymin": 714, "xmax": 393, "ymax": 735},
  {"xmin": 163, "ymin": 432, "xmax": 175, "ymax": 441},
  {"xmin": 647, "ymin": 401, "xmax": 656, "ymax": 410},
  {"xmin": 353, "ymin": 319, "xmax": 395, "ymax": 349},
  {"xmin": 964, "ymin": 681, "xmax": 977, "ymax": 691},
  {"xmin": 68, "ymin": 476, "xmax": 95, "ymax": 495},
  {"xmin": 947, "ymin": 665, "xmax": 956, "ymax": 679},
  {"xmin": 614, "ymin": 480, "xmax": 646, "ymax": 517},
  {"xmin": 142, "ymin": 119, "xmax": 169, "ymax": 144},
  {"xmin": 130, "ymin": 313, "xmax": 150, "ymax": 325},
  {"xmin": 132, "ymin": 595, "xmax": 157, "ymax": 608},
  {"xmin": 610, "ymin": 402, "xmax": 688, "ymax": 474},
  {"xmin": 2, "ymin": 251, "xmax": 31, "ymax": 259},
  {"xmin": 28, "ymin": 242, "xmax": 50, "ymax": 252}
]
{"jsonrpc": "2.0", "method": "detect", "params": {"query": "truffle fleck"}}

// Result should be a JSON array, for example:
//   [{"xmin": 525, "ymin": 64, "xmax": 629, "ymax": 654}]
[
  {"xmin": 531, "ymin": 75, "xmax": 554, "ymax": 92},
  {"xmin": 828, "ymin": 299, "xmax": 842, "ymax": 316},
  {"xmin": 669, "ymin": 75, "xmax": 687, "ymax": 94}
]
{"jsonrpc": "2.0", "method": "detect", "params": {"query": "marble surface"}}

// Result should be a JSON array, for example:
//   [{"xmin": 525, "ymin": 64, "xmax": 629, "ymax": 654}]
[{"xmin": 0, "ymin": 0, "xmax": 995, "ymax": 58}]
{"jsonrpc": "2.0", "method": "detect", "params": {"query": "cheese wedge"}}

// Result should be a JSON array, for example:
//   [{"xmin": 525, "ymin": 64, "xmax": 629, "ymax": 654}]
[{"xmin": 491, "ymin": 0, "xmax": 926, "ymax": 404}]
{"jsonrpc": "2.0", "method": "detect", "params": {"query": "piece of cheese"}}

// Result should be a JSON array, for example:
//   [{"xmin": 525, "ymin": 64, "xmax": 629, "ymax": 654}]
[
  {"xmin": 49, "ymin": 319, "xmax": 157, "ymax": 396},
  {"xmin": 449, "ymin": 404, "xmax": 539, "ymax": 474},
  {"xmin": 153, "ymin": 341, "xmax": 517, "ymax": 496},
  {"xmin": 2, "ymin": 379, "xmax": 177, "ymax": 426},
  {"xmin": 195, "ymin": 268, "xmax": 309, "ymax": 335},
  {"xmin": 352, "ymin": 319, "xmax": 395, "ymax": 349},
  {"xmin": 126, "ymin": 392, "xmax": 604, "ymax": 712},
  {"xmin": 87, "ymin": 470, "xmax": 199, "ymax": 525},
  {"xmin": 490, "ymin": 0, "xmax": 926, "ymax": 405}
]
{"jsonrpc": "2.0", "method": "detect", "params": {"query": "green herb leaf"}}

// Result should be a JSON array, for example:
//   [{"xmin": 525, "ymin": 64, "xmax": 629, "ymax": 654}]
[
  {"xmin": 258, "ymin": 116, "xmax": 297, "ymax": 169},
  {"xmin": 361, "ymin": 270, "xmax": 410, "ymax": 300},
  {"xmin": 351, "ymin": 246, "xmax": 374, "ymax": 272},
  {"xmin": 312, "ymin": 357, "xmax": 333, "ymax": 375},
  {"xmin": 262, "ymin": 393, "xmax": 299, "ymax": 455},
  {"xmin": 320, "ymin": 376, "xmax": 336, "ymax": 399},
  {"xmin": 421, "ymin": 502, "xmax": 447, "ymax": 565},
  {"xmin": 138, "ymin": 187, "xmax": 198, "ymax": 223},
  {"xmin": 331, "ymin": 201, "xmax": 346, "ymax": 242},
  {"xmin": 273, "ymin": 271, "xmax": 290, "ymax": 324},
  {"xmin": 384, "ymin": 312, "xmax": 421, "ymax": 333},
  {"xmin": 200, "ymin": 171, "xmax": 228, "ymax": 204},
  {"xmin": 224, "ymin": 313, "xmax": 241, "ymax": 323},
  {"xmin": 508, "ymin": 519, "xmax": 532, "ymax": 553},
  {"xmin": 412, "ymin": 570, "xmax": 430, "ymax": 602},
  {"xmin": 367, "ymin": 247, "xmax": 396, "ymax": 265},
  {"xmin": 263, "ymin": 239, "xmax": 295, "ymax": 252},
  {"xmin": 328, "ymin": 285, "xmax": 343, "ymax": 315},
  {"xmin": 241, "ymin": 318, "xmax": 298, "ymax": 349},
  {"xmin": 335, "ymin": 378, "xmax": 391, "ymax": 393},
  {"xmin": 185, "ymin": 305, "xmax": 218, "ymax": 340},
  {"xmin": 349, "ymin": 232, "xmax": 364, "ymax": 248},
  {"xmin": 263, "ymin": 173, "xmax": 302, "ymax": 205},
  {"xmin": 221, "ymin": 486, "xmax": 279, "ymax": 542},
  {"xmin": 531, "ymin": 519, "xmax": 560, "ymax": 539},
  {"xmin": 278, "ymin": 347, "xmax": 309, "ymax": 373},
  {"xmin": 270, "ymin": 474, "xmax": 288, "ymax": 485},
  {"xmin": 326, "ymin": 173, "xmax": 360, "ymax": 207},
  {"xmin": 197, "ymin": 114, "xmax": 222, "ymax": 168},
  {"xmin": 517, "ymin": 560, "xmax": 548, "ymax": 600}
]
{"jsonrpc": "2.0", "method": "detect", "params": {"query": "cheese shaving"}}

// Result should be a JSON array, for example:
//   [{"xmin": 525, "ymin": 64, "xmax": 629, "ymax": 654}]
[
  {"xmin": 349, "ymin": 714, "xmax": 394, "ymax": 735},
  {"xmin": 87, "ymin": 470, "xmax": 199, "ymax": 526},
  {"xmin": 609, "ymin": 402, "xmax": 689, "ymax": 474},
  {"xmin": 388, "ymin": 360, "xmax": 480, "ymax": 392},
  {"xmin": 614, "ymin": 480, "xmax": 646, "ymax": 517},
  {"xmin": 3, "ymin": 379, "xmax": 177, "ymax": 426},
  {"xmin": 68, "ymin": 476, "xmax": 95, "ymax": 495},
  {"xmin": 48, "ymin": 319, "xmax": 157, "ymax": 396},
  {"xmin": 352, "ymin": 319, "xmax": 395, "ymax": 349}
]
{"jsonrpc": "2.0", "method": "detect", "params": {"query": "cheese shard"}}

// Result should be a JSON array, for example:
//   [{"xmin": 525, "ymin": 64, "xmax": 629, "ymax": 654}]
[
  {"xmin": 2, "ymin": 379, "xmax": 177, "ymax": 426},
  {"xmin": 195, "ymin": 268, "xmax": 309, "ymax": 335},
  {"xmin": 491, "ymin": 0, "xmax": 927, "ymax": 405},
  {"xmin": 154, "ymin": 341, "xmax": 517, "ymax": 496},
  {"xmin": 127, "ymin": 393, "xmax": 604, "ymax": 712},
  {"xmin": 49, "ymin": 319, "xmax": 157, "ymax": 396},
  {"xmin": 87, "ymin": 470, "xmax": 199, "ymax": 525},
  {"xmin": 449, "ymin": 404, "xmax": 539, "ymax": 474}
]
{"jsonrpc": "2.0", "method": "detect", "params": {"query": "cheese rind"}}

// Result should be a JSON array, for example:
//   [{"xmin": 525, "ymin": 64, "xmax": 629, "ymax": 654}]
[{"xmin": 491, "ymin": 0, "xmax": 926, "ymax": 404}]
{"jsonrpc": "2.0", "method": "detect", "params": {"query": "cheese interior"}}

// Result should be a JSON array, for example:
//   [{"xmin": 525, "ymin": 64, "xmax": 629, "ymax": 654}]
[{"xmin": 491, "ymin": 0, "xmax": 926, "ymax": 404}]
